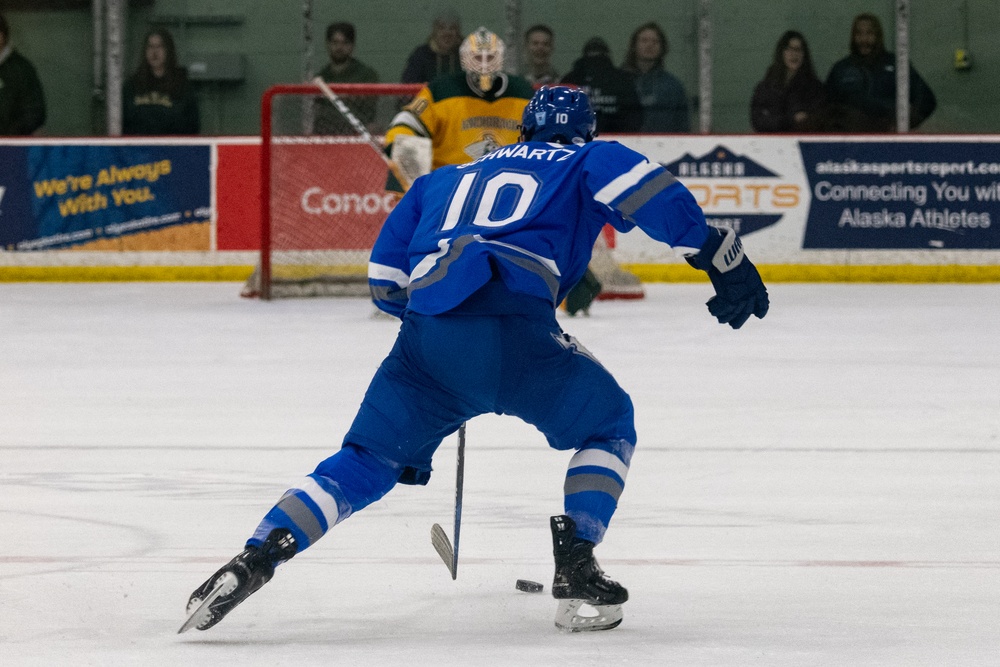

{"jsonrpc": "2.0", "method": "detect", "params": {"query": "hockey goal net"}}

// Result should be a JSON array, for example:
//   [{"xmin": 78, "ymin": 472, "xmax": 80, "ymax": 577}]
[
  {"xmin": 244, "ymin": 82, "xmax": 643, "ymax": 301},
  {"xmin": 244, "ymin": 83, "xmax": 420, "ymax": 299}
]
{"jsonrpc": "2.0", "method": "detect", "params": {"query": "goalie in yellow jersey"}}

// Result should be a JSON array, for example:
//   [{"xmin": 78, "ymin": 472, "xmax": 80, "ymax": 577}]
[
  {"xmin": 384, "ymin": 26, "xmax": 534, "ymax": 193},
  {"xmin": 384, "ymin": 27, "xmax": 644, "ymax": 312}
]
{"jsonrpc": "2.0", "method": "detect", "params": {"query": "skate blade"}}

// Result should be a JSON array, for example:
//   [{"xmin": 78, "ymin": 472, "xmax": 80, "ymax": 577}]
[
  {"xmin": 554, "ymin": 599, "xmax": 623, "ymax": 632},
  {"xmin": 177, "ymin": 572, "xmax": 238, "ymax": 634}
]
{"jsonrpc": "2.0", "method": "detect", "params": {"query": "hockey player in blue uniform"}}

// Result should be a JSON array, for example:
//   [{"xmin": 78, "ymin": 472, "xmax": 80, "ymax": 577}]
[{"xmin": 181, "ymin": 86, "xmax": 768, "ymax": 634}]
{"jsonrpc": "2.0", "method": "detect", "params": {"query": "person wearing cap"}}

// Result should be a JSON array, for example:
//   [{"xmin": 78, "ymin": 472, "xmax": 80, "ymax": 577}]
[
  {"xmin": 401, "ymin": 9, "xmax": 463, "ymax": 84},
  {"xmin": 560, "ymin": 37, "xmax": 642, "ymax": 133}
]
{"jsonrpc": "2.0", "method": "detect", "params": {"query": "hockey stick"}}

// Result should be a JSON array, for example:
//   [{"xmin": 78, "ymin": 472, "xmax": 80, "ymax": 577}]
[
  {"xmin": 431, "ymin": 422, "xmax": 465, "ymax": 579},
  {"xmin": 311, "ymin": 76, "xmax": 414, "ymax": 189}
]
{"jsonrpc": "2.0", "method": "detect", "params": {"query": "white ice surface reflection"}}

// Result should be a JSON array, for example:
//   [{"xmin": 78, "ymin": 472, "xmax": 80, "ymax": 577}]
[{"xmin": 1, "ymin": 282, "xmax": 998, "ymax": 666}]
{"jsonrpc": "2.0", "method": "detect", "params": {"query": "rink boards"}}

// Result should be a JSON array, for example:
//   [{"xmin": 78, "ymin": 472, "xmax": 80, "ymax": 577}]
[{"xmin": 2, "ymin": 134, "xmax": 1000, "ymax": 282}]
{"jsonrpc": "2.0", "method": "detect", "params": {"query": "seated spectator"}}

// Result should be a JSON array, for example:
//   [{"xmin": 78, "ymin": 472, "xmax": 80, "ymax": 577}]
[
  {"xmin": 521, "ymin": 24, "xmax": 558, "ymax": 85},
  {"xmin": 314, "ymin": 22, "xmax": 379, "ymax": 134},
  {"xmin": 123, "ymin": 28, "xmax": 199, "ymax": 135},
  {"xmin": 401, "ymin": 9, "xmax": 462, "ymax": 84},
  {"xmin": 560, "ymin": 37, "xmax": 642, "ymax": 133},
  {"xmin": 0, "ymin": 13, "xmax": 46, "ymax": 135},
  {"xmin": 622, "ymin": 22, "xmax": 689, "ymax": 133},
  {"xmin": 825, "ymin": 13, "xmax": 936, "ymax": 132},
  {"xmin": 750, "ymin": 30, "xmax": 826, "ymax": 133}
]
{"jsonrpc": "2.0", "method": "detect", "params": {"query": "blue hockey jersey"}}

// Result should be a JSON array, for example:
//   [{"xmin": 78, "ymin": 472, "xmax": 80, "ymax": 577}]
[{"xmin": 368, "ymin": 139, "xmax": 709, "ymax": 317}]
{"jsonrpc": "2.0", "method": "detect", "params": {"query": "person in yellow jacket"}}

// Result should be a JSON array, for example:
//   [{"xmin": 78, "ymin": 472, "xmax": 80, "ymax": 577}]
[{"xmin": 385, "ymin": 27, "xmax": 533, "ymax": 192}]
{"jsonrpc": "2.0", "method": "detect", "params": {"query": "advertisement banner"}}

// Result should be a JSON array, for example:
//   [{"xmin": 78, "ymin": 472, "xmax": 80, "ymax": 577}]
[
  {"xmin": 800, "ymin": 141, "xmax": 1000, "ymax": 249},
  {"xmin": 0, "ymin": 144, "xmax": 211, "ymax": 251},
  {"xmin": 216, "ymin": 143, "xmax": 260, "ymax": 251},
  {"xmin": 268, "ymin": 142, "xmax": 394, "ymax": 251},
  {"xmin": 660, "ymin": 143, "xmax": 798, "ymax": 237}
]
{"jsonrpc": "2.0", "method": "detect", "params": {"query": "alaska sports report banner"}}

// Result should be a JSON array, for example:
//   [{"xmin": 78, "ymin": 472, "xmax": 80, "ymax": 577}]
[
  {"xmin": 616, "ymin": 135, "xmax": 1000, "ymax": 263},
  {"xmin": 0, "ymin": 144, "xmax": 210, "ymax": 251},
  {"xmin": 799, "ymin": 141, "xmax": 1000, "ymax": 250}
]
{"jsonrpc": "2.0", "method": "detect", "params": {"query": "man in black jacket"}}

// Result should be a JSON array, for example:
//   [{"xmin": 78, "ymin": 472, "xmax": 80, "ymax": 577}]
[
  {"xmin": 0, "ymin": 13, "xmax": 46, "ymax": 135},
  {"xmin": 401, "ymin": 9, "xmax": 462, "ymax": 84},
  {"xmin": 560, "ymin": 37, "xmax": 642, "ymax": 134},
  {"xmin": 825, "ymin": 13, "xmax": 936, "ymax": 132}
]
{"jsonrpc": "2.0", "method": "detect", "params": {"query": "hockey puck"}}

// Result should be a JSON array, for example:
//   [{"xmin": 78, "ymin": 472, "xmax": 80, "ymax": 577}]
[{"xmin": 515, "ymin": 579, "xmax": 544, "ymax": 593}]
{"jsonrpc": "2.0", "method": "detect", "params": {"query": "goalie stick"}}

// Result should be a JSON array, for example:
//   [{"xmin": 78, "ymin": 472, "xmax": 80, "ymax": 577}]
[
  {"xmin": 312, "ymin": 76, "xmax": 386, "ymax": 159},
  {"xmin": 431, "ymin": 422, "xmax": 465, "ymax": 579},
  {"xmin": 311, "ymin": 76, "xmax": 418, "ymax": 190}
]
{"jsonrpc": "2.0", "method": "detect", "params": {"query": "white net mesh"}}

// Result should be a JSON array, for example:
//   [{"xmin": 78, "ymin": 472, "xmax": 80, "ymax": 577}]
[{"xmin": 244, "ymin": 84, "xmax": 416, "ymax": 299}]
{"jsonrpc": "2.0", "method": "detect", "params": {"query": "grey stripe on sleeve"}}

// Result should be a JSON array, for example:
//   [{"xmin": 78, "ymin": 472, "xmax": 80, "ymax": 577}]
[
  {"xmin": 370, "ymin": 284, "xmax": 408, "ymax": 304},
  {"xmin": 616, "ymin": 170, "xmax": 677, "ymax": 218}
]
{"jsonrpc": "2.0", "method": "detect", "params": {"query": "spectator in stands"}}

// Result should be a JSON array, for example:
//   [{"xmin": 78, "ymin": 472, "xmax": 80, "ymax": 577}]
[
  {"xmin": 825, "ymin": 13, "xmax": 936, "ymax": 132},
  {"xmin": 560, "ymin": 37, "xmax": 642, "ymax": 133},
  {"xmin": 123, "ymin": 28, "xmax": 199, "ymax": 135},
  {"xmin": 622, "ymin": 22, "xmax": 689, "ymax": 133},
  {"xmin": 0, "ymin": 13, "xmax": 46, "ymax": 135},
  {"xmin": 750, "ymin": 30, "xmax": 827, "ymax": 133},
  {"xmin": 401, "ymin": 9, "xmax": 462, "ymax": 84},
  {"xmin": 314, "ymin": 22, "xmax": 380, "ymax": 134},
  {"xmin": 521, "ymin": 24, "xmax": 559, "ymax": 86}
]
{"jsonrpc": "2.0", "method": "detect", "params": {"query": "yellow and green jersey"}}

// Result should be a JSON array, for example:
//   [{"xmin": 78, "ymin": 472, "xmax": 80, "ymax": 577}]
[{"xmin": 386, "ymin": 72, "xmax": 534, "ymax": 171}]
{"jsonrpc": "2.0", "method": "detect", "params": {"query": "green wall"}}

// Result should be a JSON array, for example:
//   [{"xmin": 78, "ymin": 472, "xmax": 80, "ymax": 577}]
[{"xmin": 4, "ymin": 0, "xmax": 998, "ymax": 136}]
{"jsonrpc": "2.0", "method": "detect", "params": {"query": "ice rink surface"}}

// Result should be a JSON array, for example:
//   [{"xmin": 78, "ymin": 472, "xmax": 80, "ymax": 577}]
[{"xmin": 1, "ymin": 282, "xmax": 998, "ymax": 666}]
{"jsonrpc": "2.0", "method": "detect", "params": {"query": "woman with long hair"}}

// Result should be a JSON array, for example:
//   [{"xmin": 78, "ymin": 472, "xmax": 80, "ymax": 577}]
[
  {"xmin": 750, "ymin": 30, "xmax": 826, "ymax": 133},
  {"xmin": 621, "ymin": 22, "xmax": 689, "ymax": 132},
  {"xmin": 122, "ymin": 28, "xmax": 199, "ymax": 135}
]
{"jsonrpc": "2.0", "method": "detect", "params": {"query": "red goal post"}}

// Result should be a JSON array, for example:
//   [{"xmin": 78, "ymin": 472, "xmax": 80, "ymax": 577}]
[{"xmin": 246, "ymin": 82, "xmax": 421, "ymax": 299}]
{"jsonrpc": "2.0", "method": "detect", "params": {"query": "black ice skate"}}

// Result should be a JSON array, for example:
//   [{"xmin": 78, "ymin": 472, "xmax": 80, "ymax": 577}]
[
  {"xmin": 178, "ymin": 528, "xmax": 298, "ymax": 633},
  {"xmin": 550, "ymin": 515, "xmax": 627, "ymax": 632}
]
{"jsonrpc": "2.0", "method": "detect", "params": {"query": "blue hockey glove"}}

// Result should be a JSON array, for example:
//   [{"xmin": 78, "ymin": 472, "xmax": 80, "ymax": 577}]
[{"xmin": 686, "ymin": 226, "xmax": 769, "ymax": 329}]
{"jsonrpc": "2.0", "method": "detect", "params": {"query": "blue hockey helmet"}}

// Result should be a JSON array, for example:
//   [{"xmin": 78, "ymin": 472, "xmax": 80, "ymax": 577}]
[{"xmin": 520, "ymin": 85, "xmax": 597, "ymax": 145}]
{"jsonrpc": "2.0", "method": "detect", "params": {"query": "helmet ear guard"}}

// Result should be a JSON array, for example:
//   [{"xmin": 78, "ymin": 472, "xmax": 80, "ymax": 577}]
[{"xmin": 519, "ymin": 86, "xmax": 598, "ymax": 145}]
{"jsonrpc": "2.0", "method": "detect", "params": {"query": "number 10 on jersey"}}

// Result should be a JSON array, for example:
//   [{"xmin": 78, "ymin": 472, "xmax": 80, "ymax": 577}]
[{"xmin": 441, "ymin": 170, "xmax": 541, "ymax": 231}]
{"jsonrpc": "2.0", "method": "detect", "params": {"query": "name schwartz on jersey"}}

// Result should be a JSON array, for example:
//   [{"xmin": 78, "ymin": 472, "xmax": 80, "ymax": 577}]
[{"xmin": 459, "ymin": 143, "xmax": 577, "ymax": 168}]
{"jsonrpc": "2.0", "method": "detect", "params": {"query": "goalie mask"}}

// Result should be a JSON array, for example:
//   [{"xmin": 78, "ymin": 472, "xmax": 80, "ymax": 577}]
[
  {"xmin": 520, "ymin": 86, "xmax": 598, "ymax": 145},
  {"xmin": 460, "ymin": 27, "xmax": 505, "ymax": 92}
]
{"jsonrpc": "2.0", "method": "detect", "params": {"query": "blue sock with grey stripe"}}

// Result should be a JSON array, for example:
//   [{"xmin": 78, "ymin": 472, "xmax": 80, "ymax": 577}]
[
  {"xmin": 563, "ymin": 439, "xmax": 634, "ymax": 544},
  {"xmin": 247, "ymin": 444, "xmax": 402, "ymax": 552}
]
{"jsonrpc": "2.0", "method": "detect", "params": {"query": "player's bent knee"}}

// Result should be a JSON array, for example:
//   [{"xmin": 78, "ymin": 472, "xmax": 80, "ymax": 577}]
[{"xmin": 313, "ymin": 444, "xmax": 403, "ymax": 515}]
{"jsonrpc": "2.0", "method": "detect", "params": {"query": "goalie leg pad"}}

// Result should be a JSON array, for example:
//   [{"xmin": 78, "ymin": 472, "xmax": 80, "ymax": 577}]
[{"xmin": 564, "ymin": 269, "xmax": 602, "ymax": 316}]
